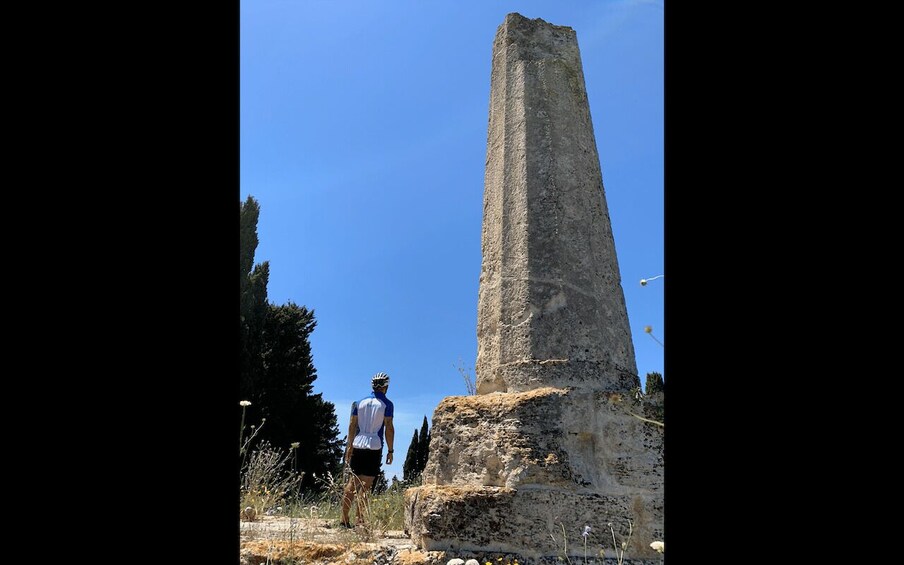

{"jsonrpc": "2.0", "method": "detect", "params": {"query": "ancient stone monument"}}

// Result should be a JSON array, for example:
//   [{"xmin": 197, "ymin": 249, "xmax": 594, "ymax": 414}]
[{"xmin": 404, "ymin": 13, "xmax": 663, "ymax": 562}]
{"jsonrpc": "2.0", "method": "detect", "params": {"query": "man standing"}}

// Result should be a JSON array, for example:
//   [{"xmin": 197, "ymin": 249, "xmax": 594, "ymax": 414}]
[{"xmin": 340, "ymin": 371, "xmax": 394, "ymax": 528}]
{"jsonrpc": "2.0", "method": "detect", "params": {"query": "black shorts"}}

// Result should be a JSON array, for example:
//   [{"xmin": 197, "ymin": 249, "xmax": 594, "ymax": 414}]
[{"xmin": 349, "ymin": 448, "xmax": 382, "ymax": 477}]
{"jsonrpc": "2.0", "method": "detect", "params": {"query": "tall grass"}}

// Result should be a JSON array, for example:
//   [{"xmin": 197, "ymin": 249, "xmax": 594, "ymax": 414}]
[
  {"xmin": 240, "ymin": 449, "xmax": 407, "ymax": 546},
  {"xmin": 240, "ymin": 441, "xmax": 304, "ymax": 519},
  {"xmin": 347, "ymin": 478, "xmax": 406, "ymax": 540}
]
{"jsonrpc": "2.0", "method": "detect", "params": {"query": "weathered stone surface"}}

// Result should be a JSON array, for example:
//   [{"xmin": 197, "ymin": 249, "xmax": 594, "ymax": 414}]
[
  {"xmin": 405, "ymin": 389, "xmax": 663, "ymax": 559},
  {"xmin": 420, "ymin": 388, "xmax": 662, "ymax": 491},
  {"xmin": 405, "ymin": 12, "xmax": 663, "ymax": 562},
  {"xmin": 475, "ymin": 12, "xmax": 636, "ymax": 396},
  {"xmin": 406, "ymin": 484, "xmax": 662, "ymax": 560}
]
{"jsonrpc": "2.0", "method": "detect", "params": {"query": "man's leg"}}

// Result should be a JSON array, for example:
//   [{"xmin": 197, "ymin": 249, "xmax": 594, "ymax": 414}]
[
  {"xmin": 340, "ymin": 473, "xmax": 361, "ymax": 526},
  {"xmin": 353, "ymin": 475, "xmax": 375, "ymax": 525}
]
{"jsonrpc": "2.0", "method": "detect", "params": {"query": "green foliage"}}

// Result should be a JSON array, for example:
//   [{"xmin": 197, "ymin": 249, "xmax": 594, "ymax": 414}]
[
  {"xmin": 262, "ymin": 303, "xmax": 317, "ymax": 392},
  {"xmin": 388, "ymin": 475, "xmax": 404, "ymax": 493},
  {"xmin": 240, "ymin": 441, "xmax": 304, "ymax": 517},
  {"xmin": 416, "ymin": 415, "xmax": 430, "ymax": 472},
  {"xmin": 239, "ymin": 195, "xmax": 343, "ymax": 494},
  {"xmin": 364, "ymin": 487, "xmax": 406, "ymax": 533},
  {"xmin": 402, "ymin": 429, "xmax": 419, "ymax": 483},
  {"xmin": 643, "ymin": 372, "xmax": 664, "ymax": 425},
  {"xmin": 402, "ymin": 416, "xmax": 431, "ymax": 484},
  {"xmin": 239, "ymin": 195, "xmax": 260, "ymax": 278},
  {"xmin": 372, "ymin": 470, "xmax": 388, "ymax": 494},
  {"xmin": 256, "ymin": 302, "xmax": 344, "ymax": 491},
  {"xmin": 645, "ymin": 372, "xmax": 664, "ymax": 394},
  {"xmin": 240, "ymin": 196, "xmax": 270, "ymax": 420}
]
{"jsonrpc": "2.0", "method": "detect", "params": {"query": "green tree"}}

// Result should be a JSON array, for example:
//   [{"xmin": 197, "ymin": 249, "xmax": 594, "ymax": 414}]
[
  {"xmin": 416, "ymin": 416, "xmax": 430, "ymax": 474},
  {"xmin": 372, "ymin": 470, "xmax": 388, "ymax": 494},
  {"xmin": 293, "ymin": 394, "xmax": 344, "ymax": 491},
  {"xmin": 643, "ymin": 372, "xmax": 665, "ymax": 424},
  {"xmin": 402, "ymin": 416, "xmax": 431, "ymax": 484},
  {"xmin": 258, "ymin": 302, "xmax": 318, "ymax": 420},
  {"xmin": 239, "ymin": 196, "xmax": 343, "ymax": 492},
  {"xmin": 645, "ymin": 372, "xmax": 664, "ymax": 394},
  {"xmin": 240, "ymin": 196, "xmax": 270, "ymax": 426},
  {"xmin": 402, "ymin": 429, "xmax": 420, "ymax": 483},
  {"xmin": 258, "ymin": 302, "xmax": 343, "ymax": 491}
]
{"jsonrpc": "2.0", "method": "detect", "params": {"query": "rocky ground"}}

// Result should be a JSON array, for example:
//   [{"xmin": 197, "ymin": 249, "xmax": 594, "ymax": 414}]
[
  {"xmin": 240, "ymin": 516, "xmax": 662, "ymax": 565},
  {"xmin": 240, "ymin": 515, "xmax": 439, "ymax": 565}
]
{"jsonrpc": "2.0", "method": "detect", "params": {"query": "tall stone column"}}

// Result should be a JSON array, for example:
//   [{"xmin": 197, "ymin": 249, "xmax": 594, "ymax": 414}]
[
  {"xmin": 476, "ymin": 11, "xmax": 637, "ymax": 396},
  {"xmin": 405, "ymin": 14, "xmax": 663, "ymax": 562}
]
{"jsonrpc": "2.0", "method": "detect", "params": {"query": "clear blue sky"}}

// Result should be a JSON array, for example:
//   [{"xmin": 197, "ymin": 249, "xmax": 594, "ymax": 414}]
[{"xmin": 240, "ymin": 0, "xmax": 663, "ymax": 482}]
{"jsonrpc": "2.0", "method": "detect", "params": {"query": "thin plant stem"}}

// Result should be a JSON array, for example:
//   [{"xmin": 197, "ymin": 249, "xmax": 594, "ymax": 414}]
[
  {"xmin": 562, "ymin": 523, "xmax": 571, "ymax": 565},
  {"xmin": 241, "ymin": 418, "xmax": 266, "ymax": 470},
  {"xmin": 240, "ymin": 405, "xmax": 247, "ymax": 454},
  {"xmin": 562, "ymin": 523, "xmax": 567, "ymax": 558},
  {"xmin": 629, "ymin": 412, "xmax": 664, "ymax": 427},
  {"xmin": 455, "ymin": 359, "xmax": 476, "ymax": 395},
  {"xmin": 607, "ymin": 520, "xmax": 634, "ymax": 565},
  {"xmin": 647, "ymin": 332, "xmax": 664, "ymax": 347},
  {"xmin": 550, "ymin": 524, "xmax": 572, "ymax": 565}
]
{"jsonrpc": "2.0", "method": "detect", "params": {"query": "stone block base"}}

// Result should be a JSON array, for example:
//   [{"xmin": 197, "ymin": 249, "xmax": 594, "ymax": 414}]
[{"xmin": 404, "ymin": 484, "xmax": 663, "ymax": 561}]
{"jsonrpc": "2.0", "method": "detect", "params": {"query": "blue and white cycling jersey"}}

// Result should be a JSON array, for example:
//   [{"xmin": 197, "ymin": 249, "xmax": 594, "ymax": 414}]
[{"xmin": 351, "ymin": 391, "xmax": 394, "ymax": 450}]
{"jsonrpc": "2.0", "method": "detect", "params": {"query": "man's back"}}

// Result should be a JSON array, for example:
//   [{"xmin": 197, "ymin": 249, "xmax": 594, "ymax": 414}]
[{"xmin": 351, "ymin": 391, "xmax": 393, "ymax": 450}]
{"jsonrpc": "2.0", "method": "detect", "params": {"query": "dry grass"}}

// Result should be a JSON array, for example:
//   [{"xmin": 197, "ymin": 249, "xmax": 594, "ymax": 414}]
[
  {"xmin": 241, "ymin": 441, "xmax": 304, "ymax": 519},
  {"xmin": 240, "ymin": 515, "xmax": 420, "ymax": 565},
  {"xmin": 242, "ymin": 539, "xmax": 347, "ymax": 561}
]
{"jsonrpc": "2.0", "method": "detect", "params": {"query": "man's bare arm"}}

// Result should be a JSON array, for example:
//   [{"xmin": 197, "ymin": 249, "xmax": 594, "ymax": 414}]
[{"xmin": 384, "ymin": 417, "xmax": 395, "ymax": 464}]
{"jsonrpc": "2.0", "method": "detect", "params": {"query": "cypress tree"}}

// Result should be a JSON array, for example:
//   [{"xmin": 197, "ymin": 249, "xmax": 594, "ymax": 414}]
[
  {"xmin": 645, "ymin": 372, "xmax": 664, "ymax": 394},
  {"xmin": 416, "ymin": 415, "xmax": 430, "ymax": 475},
  {"xmin": 372, "ymin": 470, "xmax": 388, "ymax": 494},
  {"xmin": 238, "ymin": 195, "xmax": 343, "ymax": 492},
  {"xmin": 239, "ymin": 196, "xmax": 269, "ymax": 429},
  {"xmin": 402, "ymin": 429, "xmax": 420, "ymax": 483}
]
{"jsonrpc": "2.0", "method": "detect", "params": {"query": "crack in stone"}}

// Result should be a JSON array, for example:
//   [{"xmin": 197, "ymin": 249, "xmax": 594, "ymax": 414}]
[
  {"xmin": 497, "ymin": 358, "xmax": 569, "ymax": 367},
  {"xmin": 496, "ymin": 275, "xmax": 599, "ymax": 298}
]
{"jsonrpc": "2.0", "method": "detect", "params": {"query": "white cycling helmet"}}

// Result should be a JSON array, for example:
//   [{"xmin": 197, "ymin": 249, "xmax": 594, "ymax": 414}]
[{"xmin": 371, "ymin": 372, "xmax": 390, "ymax": 389}]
